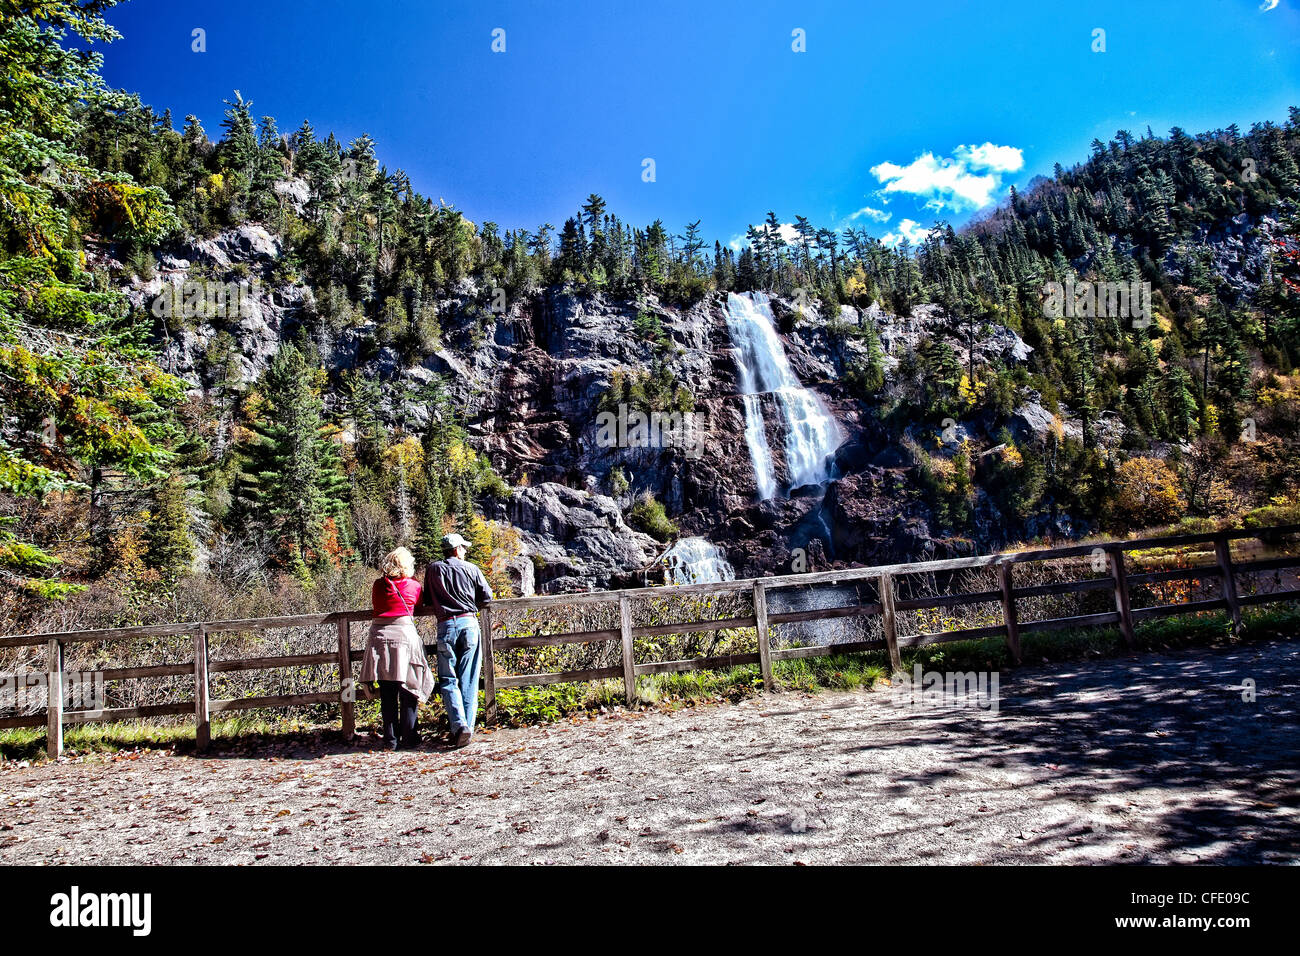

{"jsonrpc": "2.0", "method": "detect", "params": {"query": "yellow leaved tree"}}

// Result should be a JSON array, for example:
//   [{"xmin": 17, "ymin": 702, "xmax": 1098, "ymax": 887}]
[
  {"xmin": 464, "ymin": 513, "xmax": 522, "ymax": 598},
  {"xmin": 1113, "ymin": 457, "xmax": 1186, "ymax": 528}
]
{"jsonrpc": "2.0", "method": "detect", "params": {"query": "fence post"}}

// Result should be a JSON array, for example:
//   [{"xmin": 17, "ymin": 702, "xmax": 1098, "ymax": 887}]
[
  {"xmin": 1214, "ymin": 533, "xmax": 1242, "ymax": 635},
  {"xmin": 619, "ymin": 594, "xmax": 637, "ymax": 706},
  {"xmin": 46, "ymin": 638, "xmax": 63, "ymax": 759},
  {"xmin": 336, "ymin": 617, "xmax": 354, "ymax": 740},
  {"xmin": 1108, "ymin": 547, "xmax": 1136, "ymax": 649},
  {"xmin": 997, "ymin": 561, "xmax": 1022, "ymax": 665},
  {"xmin": 194, "ymin": 625, "xmax": 210, "ymax": 751},
  {"xmin": 480, "ymin": 605, "xmax": 497, "ymax": 725},
  {"xmin": 879, "ymin": 572, "xmax": 902, "ymax": 673},
  {"xmin": 753, "ymin": 581, "xmax": 773, "ymax": 691}
]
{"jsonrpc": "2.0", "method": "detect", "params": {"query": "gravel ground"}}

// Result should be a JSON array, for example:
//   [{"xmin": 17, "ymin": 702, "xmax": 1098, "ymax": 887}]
[{"xmin": 2, "ymin": 638, "xmax": 1297, "ymax": 865}]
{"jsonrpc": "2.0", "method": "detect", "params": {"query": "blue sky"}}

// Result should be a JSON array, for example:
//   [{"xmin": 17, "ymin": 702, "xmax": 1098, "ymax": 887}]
[{"xmin": 97, "ymin": 0, "xmax": 1300, "ymax": 248}]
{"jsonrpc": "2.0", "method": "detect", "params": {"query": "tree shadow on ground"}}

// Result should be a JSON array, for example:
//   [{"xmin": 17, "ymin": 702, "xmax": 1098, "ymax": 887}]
[{"xmin": 681, "ymin": 639, "xmax": 1298, "ymax": 863}]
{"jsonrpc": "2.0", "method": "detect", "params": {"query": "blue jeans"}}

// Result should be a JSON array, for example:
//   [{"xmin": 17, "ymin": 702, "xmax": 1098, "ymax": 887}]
[{"xmin": 435, "ymin": 615, "xmax": 481, "ymax": 734}]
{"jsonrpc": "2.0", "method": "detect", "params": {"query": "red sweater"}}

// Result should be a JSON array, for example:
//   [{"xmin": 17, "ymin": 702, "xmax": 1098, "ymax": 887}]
[{"xmin": 371, "ymin": 576, "xmax": 422, "ymax": 617}]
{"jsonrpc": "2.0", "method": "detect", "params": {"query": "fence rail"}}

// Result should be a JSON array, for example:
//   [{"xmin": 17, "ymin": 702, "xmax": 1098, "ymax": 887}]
[{"xmin": 3, "ymin": 524, "xmax": 1298, "ymax": 758}]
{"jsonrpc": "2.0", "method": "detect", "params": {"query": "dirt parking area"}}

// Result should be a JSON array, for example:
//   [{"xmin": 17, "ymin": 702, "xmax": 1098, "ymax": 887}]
[{"xmin": 2, "ymin": 638, "xmax": 1297, "ymax": 865}]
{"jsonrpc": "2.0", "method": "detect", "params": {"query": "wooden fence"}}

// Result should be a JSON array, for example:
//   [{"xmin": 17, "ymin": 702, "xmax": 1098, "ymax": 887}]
[{"xmin": 2, "ymin": 524, "xmax": 1297, "ymax": 759}]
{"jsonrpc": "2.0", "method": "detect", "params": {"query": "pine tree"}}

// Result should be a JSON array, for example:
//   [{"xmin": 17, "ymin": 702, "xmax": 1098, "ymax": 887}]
[
  {"xmin": 455, "ymin": 473, "xmax": 475, "ymax": 532},
  {"xmin": 218, "ymin": 91, "xmax": 259, "ymax": 213},
  {"xmin": 581, "ymin": 194, "xmax": 607, "ymax": 238},
  {"xmin": 252, "ymin": 114, "xmax": 284, "ymax": 221},
  {"xmin": 340, "ymin": 372, "xmax": 385, "ymax": 467},
  {"xmin": 677, "ymin": 220, "xmax": 705, "ymax": 274},
  {"xmin": 235, "ymin": 344, "xmax": 348, "ymax": 575},
  {"xmin": 413, "ymin": 480, "xmax": 446, "ymax": 567},
  {"xmin": 556, "ymin": 217, "xmax": 585, "ymax": 280},
  {"xmin": 144, "ymin": 473, "xmax": 195, "ymax": 578}
]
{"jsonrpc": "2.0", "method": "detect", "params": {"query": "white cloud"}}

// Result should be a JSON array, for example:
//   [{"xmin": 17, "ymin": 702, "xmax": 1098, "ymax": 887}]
[
  {"xmin": 771, "ymin": 223, "xmax": 802, "ymax": 245},
  {"xmin": 729, "ymin": 221, "xmax": 805, "ymax": 252},
  {"xmin": 880, "ymin": 218, "xmax": 937, "ymax": 248},
  {"xmin": 954, "ymin": 142, "xmax": 1025, "ymax": 173},
  {"xmin": 870, "ymin": 142, "xmax": 1024, "ymax": 212},
  {"xmin": 846, "ymin": 205, "xmax": 892, "ymax": 223},
  {"xmin": 1260, "ymin": 0, "xmax": 1278, "ymax": 11}
]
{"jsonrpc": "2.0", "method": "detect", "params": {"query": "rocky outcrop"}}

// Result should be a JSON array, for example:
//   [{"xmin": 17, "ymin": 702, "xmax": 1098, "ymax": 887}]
[
  {"xmin": 272, "ymin": 178, "xmax": 310, "ymax": 216},
  {"xmin": 871, "ymin": 302, "xmax": 1033, "ymax": 370},
  {"xmin": 1007, "ymin": 392, "xmax": 1126, "ymax": 450},
  {"xmin": 108, "ymin": 217, "xmax": 1136, "ymax": 594},
  {"xmin": 824, "ymin": 468, "xmax": 937, "ymax": 565},
  {"xmin": 107, "ymin": 226, "xmax": 304, "ymax": 390},
  {"xmin": 181, "ymin": 224, "xmax": 282, "ymax": 268},
  {"xmin": 1162, "ymin": 212, "xmax": 1282, "ymax": 302},
  {"xmin": 487, "ymin": 482, "xmax": 661, "ymax": 592},
  {"xmin": 1007, "ymin": 392, "xmax": 1061, "ymax": 444}
]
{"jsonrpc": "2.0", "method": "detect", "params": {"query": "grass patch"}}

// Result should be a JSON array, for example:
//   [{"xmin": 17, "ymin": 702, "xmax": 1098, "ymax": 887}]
[
  {"xmin": 0, "ymin": 713, "xmax": 287, "ymax": 763},
  {"xmin": 773, "ymin": 656, "xmax": 889, "ymax": 693}
]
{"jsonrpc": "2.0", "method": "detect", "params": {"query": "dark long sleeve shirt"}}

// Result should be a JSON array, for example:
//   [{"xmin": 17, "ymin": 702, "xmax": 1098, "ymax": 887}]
[{"xmin": 421, "ymin": 557, "xmax": 494, "ymax": 621}]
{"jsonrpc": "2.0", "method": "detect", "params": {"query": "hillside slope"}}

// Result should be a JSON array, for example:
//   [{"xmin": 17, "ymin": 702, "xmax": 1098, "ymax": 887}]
[{"xmin": 2, "ymin": 4, "xmax": 1298, "ymax": 631}]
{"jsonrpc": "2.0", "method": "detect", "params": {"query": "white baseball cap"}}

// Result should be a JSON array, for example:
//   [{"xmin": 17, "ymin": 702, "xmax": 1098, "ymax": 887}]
[{"xmin": 442, "ymin": 533, "xmax": 471, "ymax": 552}]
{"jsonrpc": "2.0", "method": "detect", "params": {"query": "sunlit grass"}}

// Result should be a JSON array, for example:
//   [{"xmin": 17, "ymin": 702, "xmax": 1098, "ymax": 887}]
[{"xmin": 0, "ymin": 713, "xmax": 284, "ymax": 763}]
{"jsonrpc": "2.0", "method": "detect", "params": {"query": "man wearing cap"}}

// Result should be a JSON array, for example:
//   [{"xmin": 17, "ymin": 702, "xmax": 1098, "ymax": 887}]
[{"xmin": 422, "ymin": 533, "xmax": 495, "ymax": 747}]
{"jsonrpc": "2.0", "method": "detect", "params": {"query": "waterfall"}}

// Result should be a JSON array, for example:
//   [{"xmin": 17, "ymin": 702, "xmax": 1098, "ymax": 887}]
[
  {"xmin": 739, "ymin": 394, "xmax": 777, "ymax": 500},
  {"xmin": 658, "ymin": 537, "xmax": 735, "ymax": 585},
  {"xmin": 723, "ymin": 291, "xmax": 841, "ymax": 498}
]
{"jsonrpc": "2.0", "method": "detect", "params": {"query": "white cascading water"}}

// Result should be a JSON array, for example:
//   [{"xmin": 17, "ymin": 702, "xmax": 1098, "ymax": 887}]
[
  {"xmin": 739, "ymin": 393, "xmax": 777, "ymax": 500},
  {"xmin": 723, "ymin": 291, "xmax": 841, "ymax": 497},
  {"xmin": 659, "ymin": 537, "xmax": 735, "ymax": 585}
]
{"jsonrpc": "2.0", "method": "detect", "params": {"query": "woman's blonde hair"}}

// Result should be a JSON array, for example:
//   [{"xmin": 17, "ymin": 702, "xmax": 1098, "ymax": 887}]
[{"xmin": 380, "ymin": 547, "xmax": 415, "ymax": 579}]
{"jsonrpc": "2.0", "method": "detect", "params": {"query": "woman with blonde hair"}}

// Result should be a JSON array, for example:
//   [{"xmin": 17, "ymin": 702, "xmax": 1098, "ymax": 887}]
[{"xmin": 359, "ymin": 547, "xmax": 435, "ymax": 750}]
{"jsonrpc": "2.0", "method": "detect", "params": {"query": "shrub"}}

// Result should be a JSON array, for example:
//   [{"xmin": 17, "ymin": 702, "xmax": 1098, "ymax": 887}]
[
  {"xmin": 1112, "ymin": 456, "xmax": 1186, "ymax": 528},
  {"xmin": 608, "ymin": 466, "xmax": 629, "ymax": 498},
  {"xmin": 629, "ymin": 491, "xmax": 678, "ymax": 542}
]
